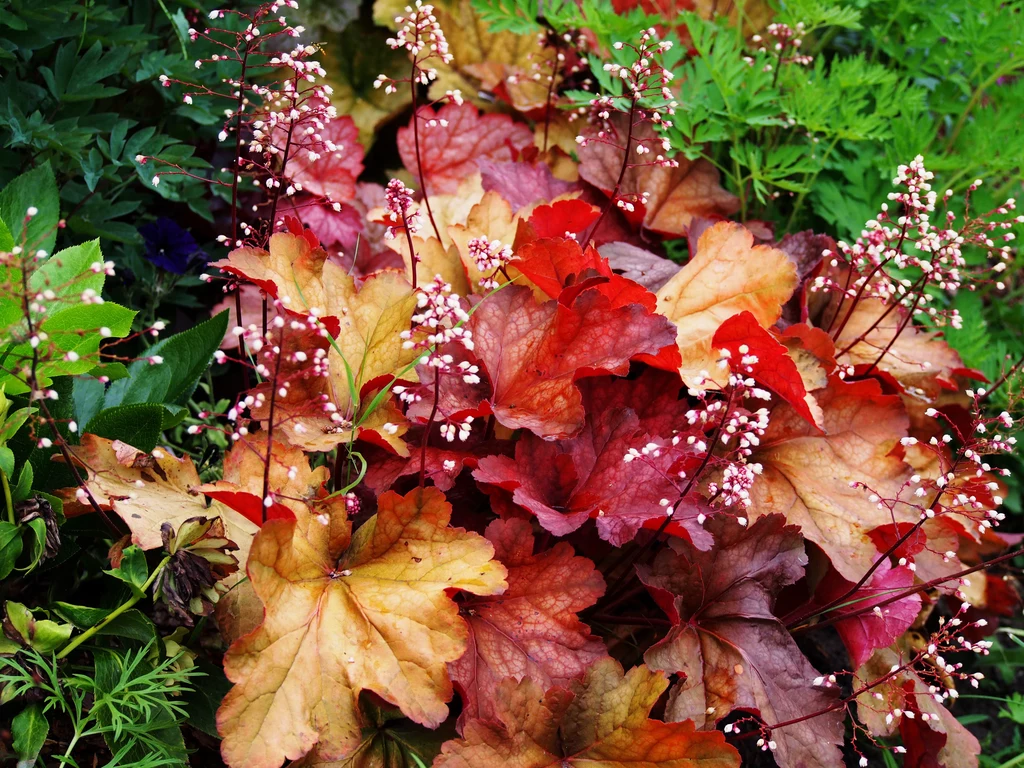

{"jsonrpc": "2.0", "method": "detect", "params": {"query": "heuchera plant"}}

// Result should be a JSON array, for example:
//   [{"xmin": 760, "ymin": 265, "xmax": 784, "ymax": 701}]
[{"xmin": 1, "ymin": 1, "xmax": 1022, "ymax": 767}]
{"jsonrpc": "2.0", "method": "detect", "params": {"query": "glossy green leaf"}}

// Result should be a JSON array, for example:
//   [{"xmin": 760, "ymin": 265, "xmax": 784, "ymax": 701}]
[
  {"xmin": 85, "ymin": 403, "xmax": 164, "ymax": 453},
  {"xmin": 0, "ymin": 162, "xmax": 59, "ymax": 256},
  {"xmin": 11, "ymin": 461, "xmax": 33, "ymax": 503},
  {"xmin": 105, "ymin": 545, "xmax": 149, "ymax": 593},
  {"xmin": 102, "ymin": 310, "xmax": 228, "ymax": 419},
  {"xmin": 52, "ymin": 601, "xmax": 112, "ymax": 628},
  {"xmin": 0, "ymin": 521, "xmax": 24, "ymax": 580}
]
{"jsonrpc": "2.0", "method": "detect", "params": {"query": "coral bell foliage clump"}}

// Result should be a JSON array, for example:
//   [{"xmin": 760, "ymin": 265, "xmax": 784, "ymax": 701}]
[{"xmin": 0, "ymin": 0, "xmax": 1023, "ymax": 767}]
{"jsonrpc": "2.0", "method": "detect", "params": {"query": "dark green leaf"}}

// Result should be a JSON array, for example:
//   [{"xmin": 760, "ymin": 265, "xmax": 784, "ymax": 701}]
[
  {"xmin": 19, "ymin": 517, "xmax": 47, "ymax": 571},
  {"xmin": 84, "ymin": 403, "xmax": 164, "ymax": 453},
  {"xmin": 181, "ymin": 659, "xmax": 232, "ymax": 737},
  {"xmin": 0, "ymin": 521, "xmax": 24, "ymax": 580},
  {"xmin": 52, "ymin": 601, "xmax": 112, "ymax": 628},
  {"xmin": 103, "ymin": 311, "xmax": 229, "ymax": 417},
  {"xmin": 92, "ymin": 648, "xmax": 188, "ymax": 763},
  {"xmin": 11, "ymin": 460, "xmax": 32, "ymax": 503},
  {"xmin": 94, "ymin": 608, "xmax": 158, "ymax": 644},
  {"xmin": 0, "ymin": 446, "xmax": 13, "ymax": 478}
]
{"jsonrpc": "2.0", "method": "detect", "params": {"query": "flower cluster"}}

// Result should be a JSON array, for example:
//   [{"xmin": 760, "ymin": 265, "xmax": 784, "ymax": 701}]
[
  {"xmin": 623, "ymin": 372, "xmax": 771, "ymax": 524},
  {"xmin": 150, "ymin": 1, "xmax": 342, "ymax": 252},
  {"xmin": 400, "ymin": 276, "xmax": 474, "ymax": 378},
  {"xmin": 575, "ymin": 28, "xmax": 677, "ymax": 158},
  {"xmin": 467, "ymin": 236, "xmax": 513, "ymax": 290},
  {"xmin": 372, "ymin": 1, "xmax": 459, "ymax": 243},
  {"xmin": 812, "ymin": 156, "xmax": 1018, "ymax": 336},
  {"xmin": 200, "ymin": 304, "xmax": 335, "ymax": 445},
  {"xmin": 0, "ymin": 209, "xmax": 165, "ymax": 444},
  {"xmin": 506, "ymin": 29, "xmax": 591, "ymax": 151},
  {"xmin": 734, "ymin": 600, "xmax": 994, "ymax": 762},
  {"xmin": 379, "ymin": 1, "xmax": 452, "ymax": 86},
  {"xmin": 874, "ymin": 388, "xmax": 1017, "ymax": 541},
  {"xmin": 383, "ymin": 179, "xmax": 420, "ymax": 242},
  {"xmin": 571, "ymin": 28, "xmax": 681, "ymax": 241},
  {"xmin": 750, "ymin": 22, "xmax": 813, "ymax": 72}
]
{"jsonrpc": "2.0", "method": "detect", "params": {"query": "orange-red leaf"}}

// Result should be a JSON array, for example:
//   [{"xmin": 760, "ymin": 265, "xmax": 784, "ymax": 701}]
[
  {"xmin": 450, "ymin": 518, "xmax": 607, "ymax": 727},
  {"xmin": 216, "ymin": 487, "xmax": 507, "ymax": 768},
  {"xmin": 712, "ymin": 311, "xmax": 823, "ymax": 430},
  {"xmin": 436, "ymin": 659, "xmax": 741, "ymax": 768},
  {"xmin": 747, "ymin": 377, "xmax": 915, "ymax": 581},
  {"xmin": 514, "ymin": 236, "xmax": 657, "ymax": 311},
  {"xmin": 212, "ymin": 229, "xmax": 340, "ymax": 334},
  {"xmin": 397, "ymin": 103, "xmax": 534, "ymax": 195},
  {"xmin": 578, "ymin": 116, "xmax": 738, "ymax": 238},
  {"xmin": 433, "ymin": 284, "xmax": 678, "ymax": 439}
]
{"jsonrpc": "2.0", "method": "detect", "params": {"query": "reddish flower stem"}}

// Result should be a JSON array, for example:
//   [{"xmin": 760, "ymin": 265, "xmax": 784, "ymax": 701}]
[
  {"xmin": 980, "ymin": 354, "xmax": 1024, "ymax": 402},
  {"xmin": 736, "ymin": 651, "xmax": 926, "ymax": 738},
  {"xmin": 580, "ymin": 97, "xmax": 637, "ymax": 247},
  {"xmin": 409, "ymin": 60, "xmax": 443, "ymax": 243},
  {"xmin": 601, "ymin": 387, "xmax": 736, "ymax": 606},
  {"xmin": 829, "ymin": 217, "xmax": 909, "ymax": 339},
  {"xmin": 230, "ymin": 48, "xmax": 251, "ymax": 373},
  {"xmin": 401, "ymin": 208, "xmax": 419, "ymax": 291},
  {"xmin": 791, "ymin": 545, "xmax": 1023, "ymax": 635},
  {"xmin": 419, "ymin": 369, "xmax": 441, "ymax": 488},
  {"xmin": 19, "ymin": 261, "xmax": 117, "ymax": 533},
  {"xmin": 260, "ymin": 330, "xmax": 286, "ymax": 523},
  {"xmin": 788, "ymin": 457, "xmax": 960, "ymax": 628},
  {"xmin": 541, "ymin": 41, "xmax": 560, "ymax": 153}
]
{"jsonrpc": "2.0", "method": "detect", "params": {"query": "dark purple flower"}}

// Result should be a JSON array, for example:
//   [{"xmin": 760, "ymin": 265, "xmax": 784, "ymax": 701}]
[{"xmin": 139, "ymin": 217, "xmax": 205, "ymax": 274}]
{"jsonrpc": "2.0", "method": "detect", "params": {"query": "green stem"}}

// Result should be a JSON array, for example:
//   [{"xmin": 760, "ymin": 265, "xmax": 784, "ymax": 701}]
[
  {"xmin": 944, "ymin": 59, "xmax": 1024, "ymax": 154},
  {"xmin": 730, "ymin": 135, "xmax": 747, "ymax": 221},
  {"xmin": 808, "ymin": 25, "xmax": 840, "ymax": 57},
  {"xmin": 56, "ymin": 555, "xmax": 171, "ymax": 660},
  {"xmin": 58, "ymin": 730, "xmax": 82, "ymax": 767},
  {"xmin": 785, "ymin": 134, "xmax": 841, "ymax": 231},
  {"xmin": 1, "ymin": 468, "xmax": 13, "ymax": 524}
]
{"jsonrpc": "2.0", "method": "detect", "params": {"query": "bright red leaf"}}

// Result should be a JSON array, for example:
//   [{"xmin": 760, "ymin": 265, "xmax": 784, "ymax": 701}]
[
  {"xmin": 712, "ymin": 310, "xmax": 824, "ymax": 430},
  {"xmin": 514, "ymin": 236, "xmax": 657, "ymax": 311},
  {"xmin": 518, "ymin": 198, "xmax": 601, "ymax": 243}
]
